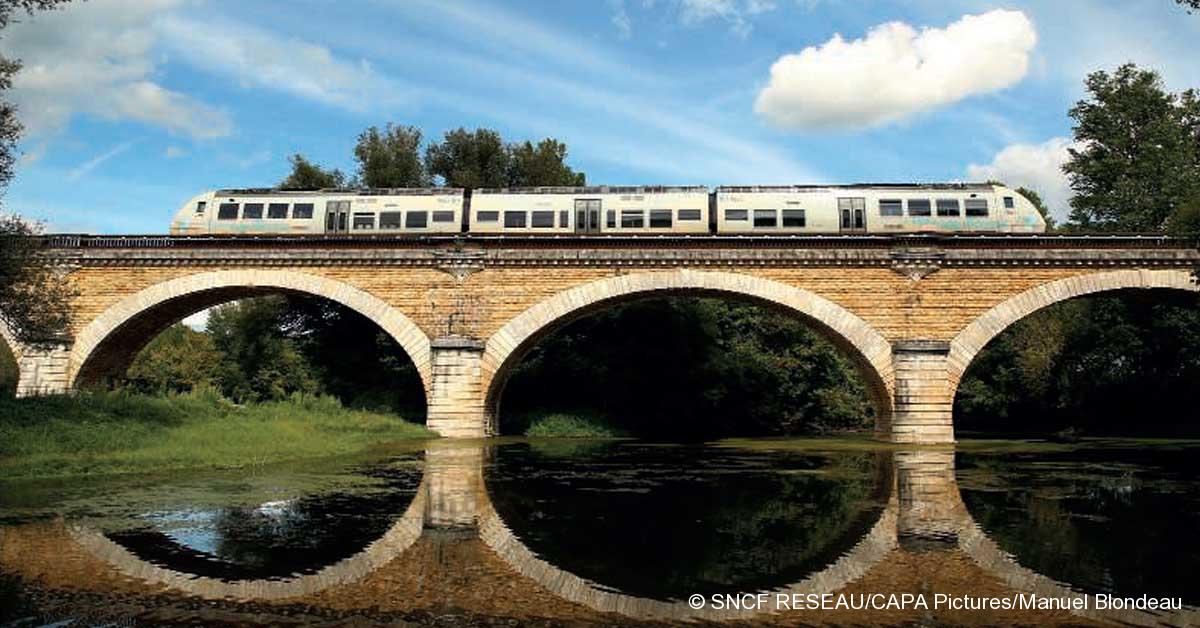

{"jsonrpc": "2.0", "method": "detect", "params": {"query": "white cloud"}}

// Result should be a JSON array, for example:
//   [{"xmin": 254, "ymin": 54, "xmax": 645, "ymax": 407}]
[
  {"xmin": 677, "ymin": 0, "xmax": 776, "ymax": 37},
  {"xmin": 754, "ymin": 9, "xmax": 1037, "ymax": 130},
  {"xmin": 610, "ymin": 0, "xmax": 633, "ymax": 39},
  {"xmin": 966, "ymin": 137, "xmax": 1078, "ymax": 221},
  {"xmin": 67, "ymin": 140, "xmax": 138, "ymax": 181},
  {"xmin": 0, "ymin": 0, "xmax": 231, "ymax": 139},
  {"xmin": 156, "ymin": 15, "xmax": 413, "ymax": 112}
]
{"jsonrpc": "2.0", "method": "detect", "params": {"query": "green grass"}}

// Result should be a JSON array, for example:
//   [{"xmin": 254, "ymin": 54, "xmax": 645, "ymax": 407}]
[
  {"xmin": 0, "ymin": 388, "xmax": 434, "ymax": 479},
  {"xmin": 523, "ymin": 412, "xmax": 625, "ymax": 438}
]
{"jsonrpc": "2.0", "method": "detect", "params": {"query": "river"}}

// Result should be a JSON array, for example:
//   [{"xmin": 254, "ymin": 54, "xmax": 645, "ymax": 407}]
[{"xmin": 1, "ymin": 437, "xmax": 1198, "ymax": 626}]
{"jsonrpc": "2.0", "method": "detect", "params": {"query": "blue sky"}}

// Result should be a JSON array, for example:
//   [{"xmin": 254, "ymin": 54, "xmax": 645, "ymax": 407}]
[{"xmin": 2, "ymin": 0, "xmax": 1199, "ymax": 232}]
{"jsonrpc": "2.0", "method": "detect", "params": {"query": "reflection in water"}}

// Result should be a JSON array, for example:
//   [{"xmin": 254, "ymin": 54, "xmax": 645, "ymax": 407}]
[
  {"xmin": 0, "ymin": 438, "xmax": 1198, "ymax": 626},
  {"xmin": 484, "ymin": 441, "xmax": 890, "ymax": 599},
  {"xmin": 958, "ymin": 444, "xmax": 1200, "ymax": 607}
]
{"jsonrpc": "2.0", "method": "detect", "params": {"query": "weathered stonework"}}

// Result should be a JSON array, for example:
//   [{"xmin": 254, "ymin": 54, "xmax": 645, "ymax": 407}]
[{"xmin": 9, "ymin": 235, "xmax": 1196, "ymax": 444}]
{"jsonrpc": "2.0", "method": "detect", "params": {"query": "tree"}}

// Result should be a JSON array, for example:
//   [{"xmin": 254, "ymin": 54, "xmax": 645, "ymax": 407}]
[
  {"xmin": 508, "ymin": 138, "xmax": 586, "ymax": 187},
  {"xmin": 206, "ymin": 297, "xmax": 318, "ymax": 402},
  {"xmin": 125, "ymin": 323, "xmax": 222, "ymax": 394},
  {"xmin": 279, "ymin": 154, "xmax": 345, "ymax": 190},
  {"xmin": 1177, "ymin": 0, "xmax": 1200, "ymax": 12},
  {"xmin": 0, "ymin": 1, "xmax": 75, "ymax": 345},
  {"xmin": 425, "ymin": 127, "xmax": 509, "ymax": 188},
  {"xmin": 0, "ymin": 215, "xmax": 73, "ymax": 344},
  {"xmin": 353, "ymin": 123, "xmax": 426, "ymax": 188},
  {"xmin": 1064, "ymin": 64, "xmax": 1200, "ymax": 231},
  {"xmin": 1016, "ymin": 186, "xmax": 1057, "ymax": 231}
]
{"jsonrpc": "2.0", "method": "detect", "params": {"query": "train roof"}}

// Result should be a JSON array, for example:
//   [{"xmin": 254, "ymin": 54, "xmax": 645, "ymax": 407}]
[
  {"xmin": 717, "ymin": 183, "xmax": 999, "ymax": 193},
  {"xmin": 213, "ymin": 187, "xmax": 465, "ymax": 197},
  {"xmin": 473, "ymin": 185, "xmax": 709, "ymax": 195}
]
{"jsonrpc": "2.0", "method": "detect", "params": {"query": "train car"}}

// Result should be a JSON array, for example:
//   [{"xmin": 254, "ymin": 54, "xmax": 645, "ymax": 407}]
[
  {"xmin": 469, "ymin": 186, "xmax": 710, "ymax": 235},
  {"xmin": 714, "ymin": 183, "xmax": 1046, "ymax": 234},
  {"xmin": 170, "ymin": 188, "xmax": 466, "ymax": 235}
]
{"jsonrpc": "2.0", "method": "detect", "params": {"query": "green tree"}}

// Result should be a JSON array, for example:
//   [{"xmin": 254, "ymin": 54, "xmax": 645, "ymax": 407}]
[
  {"xmin": 1, "ymin": 1, "xmax": 75, "ymax": 346},
  {"xmin": 425, "ymin": 127, "xmax": 587, "ymax": 188},
  {"xmin": 279, "ymin": 154, "xmax": 346, "ymax": 189},
  {"xmin": 1016, "ymin": 186, "xmax": 1057, "ymax": 231},
  {"xmin": 125, "ymin": 323, "xmax": 222, "ymax": 394},
  {"xmin": 207, "ymin": 297, "xmax": 319, "ymax": 402},
  {"xmin": 1064, "ymin": 64, "xmax": 1200, "ymax": 231},
  {"xmin": 425, "ymin": 127, "xmax": 509, "ymax": 188},
  {"xmin": 354, "ymin": 123, "xmax": 426, "ymax": 188},
  {"xmin": 508, "ymin": 138, "xmax": 586, "ymax": 187}
]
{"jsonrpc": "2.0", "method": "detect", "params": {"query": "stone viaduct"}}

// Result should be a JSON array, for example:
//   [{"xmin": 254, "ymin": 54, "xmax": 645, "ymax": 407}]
[{"xmin": 3, "ymin": 234, "xmax": 1197, "ymax": 443}]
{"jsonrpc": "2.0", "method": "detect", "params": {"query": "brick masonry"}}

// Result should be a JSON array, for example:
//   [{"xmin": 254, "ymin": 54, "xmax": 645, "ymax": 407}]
[{"xmin": 4, "ymin": 238, "xmax": 1197, "ymax": 443}]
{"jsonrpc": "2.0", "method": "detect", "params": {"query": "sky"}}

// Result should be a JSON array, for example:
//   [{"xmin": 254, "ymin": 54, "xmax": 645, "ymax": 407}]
[{"xmin": 2, "ymin": 0, "xmax": 1199, "ymax": 233}]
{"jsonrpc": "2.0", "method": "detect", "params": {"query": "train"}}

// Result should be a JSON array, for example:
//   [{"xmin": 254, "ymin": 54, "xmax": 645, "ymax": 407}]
[{"xmin": 169, "ymin": 183, "xmax": 1047, "ymax": 236}]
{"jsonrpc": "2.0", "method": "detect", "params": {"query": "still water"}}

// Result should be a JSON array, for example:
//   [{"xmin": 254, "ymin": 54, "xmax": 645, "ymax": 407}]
[{"xmin": 1, "ymin": 438, "xmax": 1198, "ymax": 626}]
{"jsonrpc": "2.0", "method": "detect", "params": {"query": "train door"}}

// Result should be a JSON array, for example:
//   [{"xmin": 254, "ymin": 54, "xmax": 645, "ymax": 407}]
[
  {"xmin": 575, "ymin": 199, "xmax": 601, "ymax": 234},
  {"xmin": 325, "ymin": 201, "xmax": 350, "ymax": 234},
  {"xmin": 838, "ymin": 197, "xmax": 867, "ymax": 233}
]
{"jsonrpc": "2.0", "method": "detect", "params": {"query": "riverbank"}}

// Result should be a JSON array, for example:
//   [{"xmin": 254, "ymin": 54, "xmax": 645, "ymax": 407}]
[
  {"xmin": 522, "ymin": 412, "xmax": 626, "ymax": 438},
  {"xmin": 0, "ymin": 390, "xmax": 433, "ymax": 479}
]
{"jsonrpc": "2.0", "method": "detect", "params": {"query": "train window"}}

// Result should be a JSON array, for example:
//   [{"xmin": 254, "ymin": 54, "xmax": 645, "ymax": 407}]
[
  {"xmin": 353, "ymin": 212, "xmax": 375, "ymax": 230},
  {"xmin": 407, "ymin": 211, "xmax": 429, "ymax": 228},
  {"xmin": 907, "ymin": 199, "xmax": 932, "ymax": 217},
  {"xmin": 782, "ymin": 209, "xmax": 806, "ymax": 227},
  {"xmin": 621, "ymin": 210, "xmax": 644, "ymax": 228},
  {"xmin": 477, "ymin": 211, "xmax": 499, "ymax": 222},
  {"xmin": 753, "ymin": 209, "xmax": 777, "ymax": 227},
  {"xmin": 195, "ymin": 201, "xmax": 206, "ymax": 215},
  {"xmin": 678, "ymin": 209, "xmax": 702, "ymax": 221},
  {"xmin": 725, "ymin": 209, "xmax": 748, "ymax": 221},
  {"xmin": 965, "ymin": 198, "xmax": 989, "ymax": 216},
  {"xmin": 559, "ymin": 210, "xmax": 569, "ymax": 227},
  {"xmin": 242, "ymin": 203, "xmax": 264, "ymax": 220},
  {"xmin": 606, "ymin": 210, "xmax": 616, "ymax": 228},
  {"xmin": 267, "ymin": 203, "xmax": 289, "ymax": 219},
  {"xmin": 293, "ymin": 203, "xmax": 314, "ymax": 219},
  {"xmin": 936, "ymin": 199, "xmax": 961, "ymax": 217},
  {"xmin": 432, "ymin": 210, "xmax": 456, "ymax": 223},
  {"xmin": 879, "ymin": 199, "xmax": 903, "ymax": 217},
  {"xmin": 504, "ymin": 211, "xmax": 526, "ymax": 228},
  {"xmin": 1004, "ymin": 196, "xmax": 1015, "ymax": 209},
  {"xmin": 380, "ymin": 212, "xmax": 403, "ymax": 229},
  {"xmin": 217, "ymin": 203, "xmax": 239, "ymax": 220},
  {"xmin": 531, "ymin": 211, "xmax": 555, "ymax": 227},
  {"xmin": 326, "ymin": 213, "xmax": 336, "ymax": 231},
  {"xmin": 649, "ymin": 209, "xmax": 672, "ymax": 228}
]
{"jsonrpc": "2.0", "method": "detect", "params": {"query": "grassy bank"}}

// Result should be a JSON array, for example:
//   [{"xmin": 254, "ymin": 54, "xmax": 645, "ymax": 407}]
[
  {"xmin": 523, "ymin": 412, "xmax": 625, "ymax": 438},
  {"xmin": 0, "ymin": 389, "xmax": 433, "ymax": 479}
]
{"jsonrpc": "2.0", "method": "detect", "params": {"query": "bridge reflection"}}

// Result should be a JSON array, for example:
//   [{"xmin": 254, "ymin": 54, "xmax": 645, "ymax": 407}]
[{"xmin": 3, "ymin": 441, "xmax": 1196, "ymax": 626}]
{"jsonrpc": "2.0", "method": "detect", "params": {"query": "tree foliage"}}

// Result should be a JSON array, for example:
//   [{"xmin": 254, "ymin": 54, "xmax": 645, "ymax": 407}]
[
  {"xmin": 206, "ymin": 297, "xmax": 319, "ymax": 403},
  {"xmin": 353, "ymin": 123, "xmax": 427, "ymax": 188},
  {"xmin": 279, "ymin": 154, "xmax": 346, "ymax": 189},
  {"xmin": 425, "ymin": 128, "xmax": 586, "ymax": 188},
  {"xmin": 126, "ymin": 323, "xmax": 222, "ymax": 395},
  {"xmin": 1064, "ymin": 63, "xmax": 1200, "ymax": 231}
]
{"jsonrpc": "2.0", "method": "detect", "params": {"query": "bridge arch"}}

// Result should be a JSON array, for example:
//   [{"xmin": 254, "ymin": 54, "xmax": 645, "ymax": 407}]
[
  {"xmin": 68, "ymin": 270, "xmax": 433, "ymax": 393},
  {"xmin": 947, "ymin": 269, "xmax": 1199, "ymax": 396},
  {"xmin": 0, "ymin": 318, "xmax": 19, "ymax": 395},
  {"xmin": 480, "ymin": 269, "xmax": 895, "ymax": 434}
]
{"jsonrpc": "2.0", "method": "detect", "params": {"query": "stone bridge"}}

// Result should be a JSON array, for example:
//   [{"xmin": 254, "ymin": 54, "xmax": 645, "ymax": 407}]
[{"xmin": 4, "ymin": 234, "xmax": 1197, "ymax": 443}]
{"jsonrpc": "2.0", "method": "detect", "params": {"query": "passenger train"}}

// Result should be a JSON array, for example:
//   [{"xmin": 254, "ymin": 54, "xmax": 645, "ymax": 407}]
[{"xmin": 169, "ymin": 183, "xmax": 1046, "ymax": 236}]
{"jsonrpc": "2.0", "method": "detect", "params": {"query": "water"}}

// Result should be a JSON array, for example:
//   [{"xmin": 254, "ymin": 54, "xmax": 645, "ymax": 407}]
[{"xmin": 1, "ymin": 438, "xmax": 1198, "ymax": 626}]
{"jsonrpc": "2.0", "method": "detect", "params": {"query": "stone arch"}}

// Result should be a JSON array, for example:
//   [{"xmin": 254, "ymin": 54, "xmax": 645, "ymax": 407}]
[
  {"xmin": 0, "ymin": 318, "xmax": 20, "ymax": 395},
  {"xmin": 481, "ymin": 269, "xmax": 895, "ymax": 435},
  {"xmin": 68, "ymin": 270, "xmax": 433, "ymax": 393},
  {"xmin": 947, "ymin": 269, "xmax": 1199, "ymax": 395}
]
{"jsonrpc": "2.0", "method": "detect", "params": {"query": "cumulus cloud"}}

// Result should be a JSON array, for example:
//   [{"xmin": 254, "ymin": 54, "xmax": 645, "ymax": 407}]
[
  {"xmin": 966, "ymin": 137, "xmax": 1078, "ymax": 221},
  {"xmin": 0, "ymin": 0, "xmax": 231, "ymax": 139},
  {"xmin": 754, "ymin": 9, "xmax": 1037, "ymax": 130}
]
